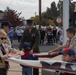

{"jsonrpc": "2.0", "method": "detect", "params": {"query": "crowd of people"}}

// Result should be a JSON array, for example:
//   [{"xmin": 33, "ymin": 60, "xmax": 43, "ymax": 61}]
[
  {"xmin": 7, "ymin": 23, "xmax": 63, "ymax": 47},
  {"xmin": 39, "ymin": 26, "xmax": 63, "ymax": 45},
  {"xmin": 0, "ymin": 20, "xmax": 76, "ymax": 75}
]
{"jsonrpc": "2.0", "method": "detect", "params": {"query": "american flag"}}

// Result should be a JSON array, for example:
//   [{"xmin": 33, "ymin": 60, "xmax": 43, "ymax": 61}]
[{"xmin": 7, "ymin": 52, "xmax": 76, "ymax": 74}]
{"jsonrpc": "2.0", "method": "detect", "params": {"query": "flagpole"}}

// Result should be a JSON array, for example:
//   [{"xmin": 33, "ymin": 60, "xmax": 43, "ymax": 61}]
[{"xmin": 63, "ymin": 0, "xmax": 70, "ymax": 44}]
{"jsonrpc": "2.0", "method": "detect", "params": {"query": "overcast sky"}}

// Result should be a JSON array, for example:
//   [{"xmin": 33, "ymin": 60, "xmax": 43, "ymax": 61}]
[{"xmin": 0, "ymin": 0, "xmax": 76, "ymax": 19}]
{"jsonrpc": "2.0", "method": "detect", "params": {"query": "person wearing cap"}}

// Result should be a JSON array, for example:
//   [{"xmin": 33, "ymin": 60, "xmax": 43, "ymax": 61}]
[
  {"xmin": 59, "ymin": 48, "xmax": 76, "ymax": 75},
  {"xmin": 21, "ymin": 42, "xmax": 36, "ymax": 75},
  {"xmin": 48, "ymin": 27, "xmax": 76, "ymax": 60},
  {"xmin": 19, "ymin": 19, "xmax": 39, "ymax": 52},
  {"xmin": 0, "ymin": 21, "xmax": 12, "ymax": 46},
  {"xmin": 60, "ymin": 48, "xmax": 75, "ymax": 62},
  {"xmin": 0, "ymin": 30, "xmax": 24, "ymax": 75},
  {"xmin": 19, "ymin": 19, "xmax": 39, "ymax": 75}
]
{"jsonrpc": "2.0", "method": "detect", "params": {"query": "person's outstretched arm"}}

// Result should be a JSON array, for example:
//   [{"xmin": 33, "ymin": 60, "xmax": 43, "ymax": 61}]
[
  {"xmin": 48, "ymin": 46, "xmax": 63, "ymax": 55},
  {"xmin": 48, "ymin": 41, "xmax": 67, "ymax": 55}
]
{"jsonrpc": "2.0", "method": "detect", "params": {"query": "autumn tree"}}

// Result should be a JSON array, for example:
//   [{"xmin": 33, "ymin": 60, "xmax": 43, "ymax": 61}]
[
  {"xmin": 34, "ymin": 15, "xmax": 39, "ymax": 25},
  {"xmin": 49, "ymin": 19, "xmax": 55, "ymax": 26},
  {"xmin": 31, "ymin": 16, "xmax": 39, "ymax": 25},
  {"xmin": 2, "ymin": 7, "xmax": 25, "ymax": 27},
  {"xmin": 41, "ymin": 18, "xmax": 49, "ymax": 26}
]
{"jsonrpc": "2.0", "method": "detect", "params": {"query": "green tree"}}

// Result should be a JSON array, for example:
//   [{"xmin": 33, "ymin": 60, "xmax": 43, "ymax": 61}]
[
  {"xmin": 45, "ymin": 1, "xmax": 58, "ymax": 20},
  {"xmin": 57, "ymin": 0, "xmax": 63, "ymax": 17},
  {"xmin": 46, "ymin": 7, "xmax": 51, "ymax": 19},
  {"xmin": 41, "ymin": 12, "xmax": 48, "ymax": 19},
  {"xmin": 50, "ymin": 2, "xmax": 58, "ymax": 18}
]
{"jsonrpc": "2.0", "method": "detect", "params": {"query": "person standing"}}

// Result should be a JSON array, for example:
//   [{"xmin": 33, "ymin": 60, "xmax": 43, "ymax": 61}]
[
  {"xmin": 19, "ymin": 19, "xmax": 40, "ymax": 75},
  {"xmin": 15, "ymin": 27, "xmax": 23, "ymax": 43},
  {"xmin": 46, "ymin": 27, "xmax": 53, "ymax": 45},
  {"xmin": 52, "ymin": 26, "xmax": 57, "ymax": 43},
  {"xmin": 40, "ymin": 27, "xmax": 45, "ymax": 45},
  {"xmin": 8, "ymin": 27, "xmax": 14, "ymax": 44},
  {"xmin": 0, "ymin": 21, "xmax": 12, "ymax": 46}
]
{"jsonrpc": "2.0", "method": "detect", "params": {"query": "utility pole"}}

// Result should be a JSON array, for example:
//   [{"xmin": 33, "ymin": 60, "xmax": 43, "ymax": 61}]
[{"xmin": 39, "ymin": 0, "xmax": 41, "ymax": 29}]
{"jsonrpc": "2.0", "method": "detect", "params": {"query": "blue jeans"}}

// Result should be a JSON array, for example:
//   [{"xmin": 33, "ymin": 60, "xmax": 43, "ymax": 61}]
[
  {"xmin": 22, "ymin": 68, "xmax": 32, "ymax": 75},
  {"xmin": 9, "ymin": 36, "xmax": 13, "ymax": 44}
]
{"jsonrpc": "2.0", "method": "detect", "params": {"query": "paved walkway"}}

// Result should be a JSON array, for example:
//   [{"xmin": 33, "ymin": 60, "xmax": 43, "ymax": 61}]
[{"xmin": 8, "ymin": 62, "xmax": 22, "ymax": 75}]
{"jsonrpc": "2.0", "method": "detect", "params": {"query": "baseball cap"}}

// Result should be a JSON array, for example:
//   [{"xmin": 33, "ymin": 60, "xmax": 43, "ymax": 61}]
[
  {"xmin": 26, "ymin": 19, "xmax": 34, "ymax": 25},
  {"xmin": 1, "ymin": 21, "xmax": 12, "ymax": 28},
  {"xmin": 22, "ymin": 42, "xmax": 30, "ymax": 49},
  {"xmin": 61, "ymin": 48, "xmax": 75, "ymax": 56}
]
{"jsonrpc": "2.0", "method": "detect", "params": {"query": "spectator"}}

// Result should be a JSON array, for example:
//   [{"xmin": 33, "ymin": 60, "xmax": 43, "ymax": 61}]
[
  {"xmin": 8, "ymin": 27, "xmax": 14, "ymax": 44},
  {"xmin": 52, "ymin": 26, "xmax": 57, "ymax": 43},
  {"xmin": 46, "ymin": 28, "xmax": 53, "ymax": 45},
  {"xmin": 15, "ymin": 27, "xmax": 23, "ymax": 43},
  {"xmin": 58, "ymin": 34, "xmax": 63, "ymax": 45},
  {"xmin": 40, "ymin": 27, "xmax": 45, "ymax": 45},
  {"xmin": 57, "ymin": 27, "xmax": 63, "ymax": 41}
]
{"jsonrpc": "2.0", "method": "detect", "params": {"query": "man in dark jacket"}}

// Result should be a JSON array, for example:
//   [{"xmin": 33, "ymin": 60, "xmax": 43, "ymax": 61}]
[{"xmin": 19, "ymin": 19, "xmax": 40, "ymax": 75}]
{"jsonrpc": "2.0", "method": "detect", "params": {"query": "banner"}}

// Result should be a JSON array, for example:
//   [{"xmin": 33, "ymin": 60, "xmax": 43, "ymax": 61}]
[{"xmin": 7, "ymin": 57, "xmax": 76, "ymax": 74}]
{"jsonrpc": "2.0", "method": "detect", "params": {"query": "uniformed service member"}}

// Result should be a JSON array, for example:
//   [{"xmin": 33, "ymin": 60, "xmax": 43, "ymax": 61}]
[
  {"xmin": 19, "ymin": 19, "xmax": 39, "ymax": 52},
  {"xmin": 19, "ymin": 19, "xmax": 40, "ymax": 75},
  {"xmin": 48, "ymin": 27, "xmax": 76, "ymax": 58}
]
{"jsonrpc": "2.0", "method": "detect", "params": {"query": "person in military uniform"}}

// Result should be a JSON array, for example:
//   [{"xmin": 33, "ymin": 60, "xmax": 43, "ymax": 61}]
[
  {"xmin": 19, "ymin": 19, "xmax": 40, "ymax": 75},
  {"xmin": 48, "ymin": 27, "xmax": 76, "ymax": 59}
]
